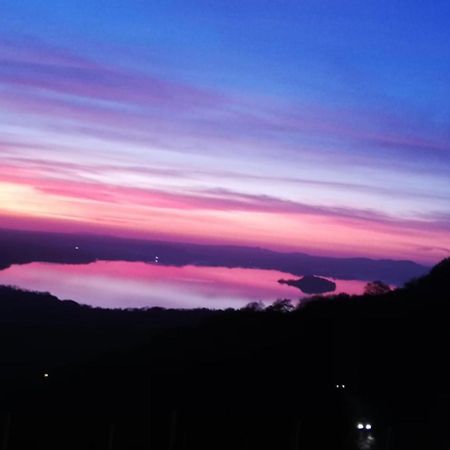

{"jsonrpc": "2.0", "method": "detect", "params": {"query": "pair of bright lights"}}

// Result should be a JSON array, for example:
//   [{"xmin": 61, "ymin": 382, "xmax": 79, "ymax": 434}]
[
  {"xmin": 336, "ymin": 384, "xmax": 346, "ymax": 388},
  {"xmin": 357, "ymin": 423, "xmax": 372, "ymax": 430}
]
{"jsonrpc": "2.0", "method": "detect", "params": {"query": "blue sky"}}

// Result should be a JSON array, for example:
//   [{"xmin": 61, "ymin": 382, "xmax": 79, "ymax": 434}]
[{"xmin": 0, "ymin": 0, "xmax": 449, "ymax": 262}]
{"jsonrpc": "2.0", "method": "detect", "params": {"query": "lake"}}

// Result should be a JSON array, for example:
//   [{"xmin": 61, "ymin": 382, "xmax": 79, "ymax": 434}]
[{"xmin": 0, "ymin": 261, "xmax": 367, "ymax": 309}]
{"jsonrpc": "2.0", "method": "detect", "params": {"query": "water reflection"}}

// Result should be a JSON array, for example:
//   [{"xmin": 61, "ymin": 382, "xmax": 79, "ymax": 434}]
[{"xmin": 0, "ymin": 261, "xmax": 367, "ymax": 309}]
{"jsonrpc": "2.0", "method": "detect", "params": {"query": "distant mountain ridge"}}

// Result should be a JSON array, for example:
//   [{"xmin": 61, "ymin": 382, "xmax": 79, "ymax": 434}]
[{"xmin": 0, "ymin": 227, "xmax": 431, "ymax": 284}]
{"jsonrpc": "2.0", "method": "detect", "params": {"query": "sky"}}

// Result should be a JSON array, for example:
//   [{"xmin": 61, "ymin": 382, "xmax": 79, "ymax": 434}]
[{"xmin": 0, "ymin": 0, "xmax": 449, "ymax": 264}]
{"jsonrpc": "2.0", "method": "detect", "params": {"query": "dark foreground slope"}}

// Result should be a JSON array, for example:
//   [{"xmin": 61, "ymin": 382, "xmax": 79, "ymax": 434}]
[{"xmin": 0, "ymin": 259, "xmax": 449, "ymax": 450}]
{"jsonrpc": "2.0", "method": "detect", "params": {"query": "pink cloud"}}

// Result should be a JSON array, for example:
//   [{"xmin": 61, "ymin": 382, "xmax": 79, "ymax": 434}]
[
  {"xmin": 1, "ymin": 39, "xmax": 449, "ymax": 265},
  {"xmin": 2, "ymin": 39, "xmax": 448, "ymax": 167},
  {"xmin": 1, "ymin": 161, "xmax": 448, "ymax": 265}
]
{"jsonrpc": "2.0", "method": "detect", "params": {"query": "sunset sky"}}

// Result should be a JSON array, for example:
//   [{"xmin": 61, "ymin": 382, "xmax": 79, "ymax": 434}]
[{"xmin": 0, "ymin": 1, "xmax": 449, "ymax": 263}]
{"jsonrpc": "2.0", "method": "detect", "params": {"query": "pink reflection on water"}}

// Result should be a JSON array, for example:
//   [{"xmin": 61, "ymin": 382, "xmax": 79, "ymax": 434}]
[{"xmin": 0, "ymin": 261, "xmax": 367, "ymax": 309}]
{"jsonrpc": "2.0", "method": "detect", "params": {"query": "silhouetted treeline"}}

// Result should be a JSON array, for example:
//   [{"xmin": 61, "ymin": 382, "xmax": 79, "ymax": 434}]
[{"xmin": 0, "ymin": 259, "xmax": 449, "ymax": 449}]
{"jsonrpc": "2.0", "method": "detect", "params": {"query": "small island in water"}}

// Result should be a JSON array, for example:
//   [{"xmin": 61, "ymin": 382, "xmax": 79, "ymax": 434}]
[{"xmin": 278, "ymin": 275, "xmax": 337, "ymax": 294}]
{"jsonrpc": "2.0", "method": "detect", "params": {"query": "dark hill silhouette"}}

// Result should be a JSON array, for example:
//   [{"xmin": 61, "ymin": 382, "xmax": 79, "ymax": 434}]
[
  {"xmin": 404, "ymin": 257, "xmax": 450, "ymax": 294},
  {"xmin": 0, "ymin": 227, "xmax": 429, "ymax": 284},
  {"xmin": 0, "ymin": 284, "xmax": 216, "ymax": 328},
  {"xmin": 0, "ymin": 259, "xmax": 449, "ymax": 449}
]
